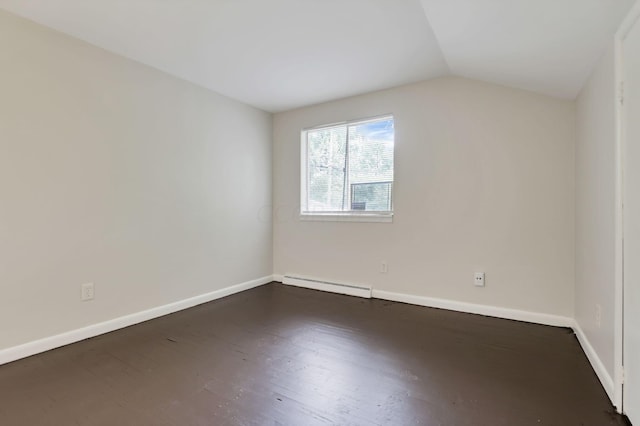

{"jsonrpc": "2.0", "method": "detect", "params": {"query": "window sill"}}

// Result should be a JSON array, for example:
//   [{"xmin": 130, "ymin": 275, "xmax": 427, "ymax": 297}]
[{"xmin": 299, "ymin": 213, "xmax": 393, "ymax": 223}]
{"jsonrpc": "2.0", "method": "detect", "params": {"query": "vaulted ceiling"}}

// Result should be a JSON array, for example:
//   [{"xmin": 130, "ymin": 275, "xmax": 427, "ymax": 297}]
[{"xmin": 0, "ymin": 0, "xmax": 634, "ymax": 112}]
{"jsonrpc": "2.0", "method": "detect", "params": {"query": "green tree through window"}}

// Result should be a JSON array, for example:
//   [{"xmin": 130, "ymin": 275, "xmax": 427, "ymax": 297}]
[{"xmin": 303, "ymin": 116, "xmax": 394, "ymax": 214}]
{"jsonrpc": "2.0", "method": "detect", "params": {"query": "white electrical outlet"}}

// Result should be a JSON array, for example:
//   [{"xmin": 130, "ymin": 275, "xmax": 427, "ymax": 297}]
[
  {"xmin": 381, "ymin": 261, "xmax": 388, "ymax": 274},
  {"xmin": 595, "ymin": 304, "xmax": 602, "ymax": 328},
  {"xmin": 81, "ymin": 283, "xmax": 94, "ymax": 301},
  {"xmin": 474, "ymin": 272, "xmax": 485, "ymax": 287}
]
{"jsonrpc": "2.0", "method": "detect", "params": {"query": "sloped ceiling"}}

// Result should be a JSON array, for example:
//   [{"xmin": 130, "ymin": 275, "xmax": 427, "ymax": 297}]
[
  {"xmin": 0, "ymin": 0, "xmax": 634, "ymax": 112},
  {"xmin": 420, "ymin": 0, "xmax": 635, "ymax": 99}
]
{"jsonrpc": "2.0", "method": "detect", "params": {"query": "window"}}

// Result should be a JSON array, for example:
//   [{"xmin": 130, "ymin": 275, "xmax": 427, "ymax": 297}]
[{"xmin": 301, "ymin": 115, "xmax": 394, "ymax": 221}]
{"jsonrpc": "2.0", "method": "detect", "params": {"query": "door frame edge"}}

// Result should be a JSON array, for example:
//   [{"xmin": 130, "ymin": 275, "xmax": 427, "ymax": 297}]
[{"xmin": 614, "ymin": 1, "xmax": 640, "ymax": 413}]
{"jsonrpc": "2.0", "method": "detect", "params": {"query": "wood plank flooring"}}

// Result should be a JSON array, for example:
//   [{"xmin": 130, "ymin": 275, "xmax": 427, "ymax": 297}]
[{"xmin": 0, "ymin": 283, "xmax": 629, "ymax": 425}]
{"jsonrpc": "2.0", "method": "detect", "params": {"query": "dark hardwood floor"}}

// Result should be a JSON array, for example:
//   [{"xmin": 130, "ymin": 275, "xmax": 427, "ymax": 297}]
[{"xmin": 0, "ymin": 283, "xmax": 629, "ymax": 425}]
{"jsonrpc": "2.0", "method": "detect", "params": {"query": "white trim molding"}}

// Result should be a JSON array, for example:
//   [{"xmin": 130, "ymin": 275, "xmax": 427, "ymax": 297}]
[
  {"xmin": 0, "ymin": 275, "xmax": 274, "ymax": 366},
  {"xmin": 299, "ymin": 213, "xmax": 393, "ymax": 223},
  {"xmin": 371, "ymin": 289, "xmax": 574, "ymax": 328},
  {"xmin": 614, "ymin": 1, "xmax": 640, "ymax": 412},
  {"xmin": 277, "ymin": 278, "xmax": 614, "ymax": 402},
  {"xmin": 283, "ymin": 274, "xmax": 372, "ymax": 298},
  {"xmin": 372, "ymin": 289, "xmax": 616, "ymax": 402},
  {"xmin": 1, "ymin": 273, "xmax": 616, "ymax": 412},
  {"xmin": 573, "ymin": 321, "xmax": 615, "ymax": 402},
  {"xmin": 278, "ymin": 278, "xmax": 574, "ymax": 327}
]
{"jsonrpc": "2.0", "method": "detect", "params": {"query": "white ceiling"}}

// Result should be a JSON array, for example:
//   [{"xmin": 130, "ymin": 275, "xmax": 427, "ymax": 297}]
[
  {"xmin": 420, "ymin": 0, "xmax": 635, "ymax": 99},
  {"xmin": 0, "ymin": 0, "xmax": 634, "ymax": 112}
]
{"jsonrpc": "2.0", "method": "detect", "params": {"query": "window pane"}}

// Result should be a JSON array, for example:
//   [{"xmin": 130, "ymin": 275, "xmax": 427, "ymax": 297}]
[
  {"xmin": 307, "ymin": 126, "xmax": 347, "ymax": 211},
  {"xmin": 347, "ymin": 118, "xmax": 394, "ymax": 211},
  {"xmin": 351, "ymin": 182, "xmax": 393, "ymax": 211}
]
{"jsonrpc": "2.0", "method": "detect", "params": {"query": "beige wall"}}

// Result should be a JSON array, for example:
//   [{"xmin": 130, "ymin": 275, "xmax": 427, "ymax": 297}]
[
  {"xmin": 574, "ymin": 45, "xmax": 617, "ymax": 379},
  {"xmin": 0, "ymin": 10, "xmax": 273, "ymax": 350},
  {"xmin": 0, "ymin": 7, "xmax": 585, "ymax": 354},
  {"xmin": 274, "ymin": 77, "xmax": 575, "ymax": 317}
]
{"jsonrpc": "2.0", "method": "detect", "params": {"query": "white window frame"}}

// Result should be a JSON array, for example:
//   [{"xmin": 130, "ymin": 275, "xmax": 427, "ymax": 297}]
[{"xmin": 300, "ymin": 114, "xmax": 394, "ymax": 223}]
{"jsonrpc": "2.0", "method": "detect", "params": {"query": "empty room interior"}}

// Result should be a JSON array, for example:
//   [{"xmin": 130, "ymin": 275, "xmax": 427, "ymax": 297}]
[{"xmin": 1, "ymin": 0, "xmax": 640, "ymax": 424}]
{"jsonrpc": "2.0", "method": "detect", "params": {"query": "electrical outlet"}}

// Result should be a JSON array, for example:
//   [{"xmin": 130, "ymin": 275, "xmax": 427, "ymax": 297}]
[
  {"xmin": 595, "ymin": 304, "xmax": 602, "ymax": 328},
  {"xmin": 81, "ymin": 283, "xmax": 94, "ymax": 301},
  {"xmin": 380, "ymin": 261, "xmax": 388, "ymax": 274},
  {"xmin": 474, "ymin": 272, "xmax": 485, "ymax": 287}
]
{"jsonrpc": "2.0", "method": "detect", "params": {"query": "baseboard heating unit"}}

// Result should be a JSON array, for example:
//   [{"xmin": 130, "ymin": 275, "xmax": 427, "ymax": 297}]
[{"xmin": 283, "ymin": 275, "xmax": 372, "ymax": 298}]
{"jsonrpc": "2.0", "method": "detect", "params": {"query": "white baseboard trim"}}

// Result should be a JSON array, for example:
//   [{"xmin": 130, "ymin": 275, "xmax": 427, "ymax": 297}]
[
  {"xmin": 372, "ymin": 289, "xmax": 614, "ymax": 403},
  {"xmin": 24, "ymin": 274, "xmax": 600, "ymax": 404},
  {"xmin": 0, "ymin": 275, "xmax": 274, "ymax": 366},
  {"xmin": 280, "ymin": 279, "xmax": 613, "ymax": 405},
  {"xmin": 572, "ymin": 320, "xmax": 615, "ymax": 403},
  {"xmin": 4, "ymin": 276, "xmax": 613, "ymax": 406},
  {"xmin": 371, "ymin": 289, "xmax": 574, "ymax": 328},
  {"xmin": 283, "ymin": 274, "xmax": 372, "ymax": 298}
]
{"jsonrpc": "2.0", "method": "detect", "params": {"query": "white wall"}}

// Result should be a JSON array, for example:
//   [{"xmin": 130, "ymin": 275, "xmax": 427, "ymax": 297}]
[
  {"xmin": 574, "ymin": 45, "xmax": 617, "ymax": 381},
  {"xmin": 274, "ymin": 77, "xmax": 576, "ymax": 317},
  {"xmin": 0, "ymin": 10, "xmax": 272, "ymax": 350}
]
